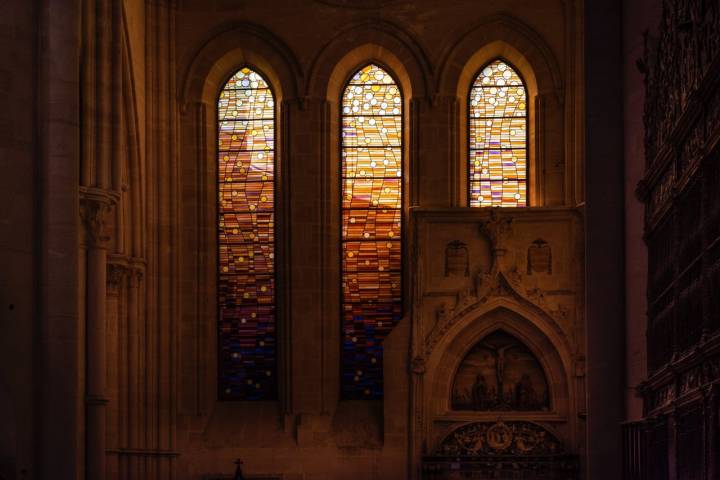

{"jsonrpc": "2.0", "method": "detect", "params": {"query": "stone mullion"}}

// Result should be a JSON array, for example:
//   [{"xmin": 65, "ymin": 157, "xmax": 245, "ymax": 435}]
[{"xmin": 288, "ymin": 97, "xmax": 325, "ymax": 420}]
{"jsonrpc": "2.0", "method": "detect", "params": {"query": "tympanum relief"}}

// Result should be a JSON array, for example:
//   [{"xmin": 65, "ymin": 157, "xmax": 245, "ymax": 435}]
[{"xmin": 451, "ymin": 331, "xmax": 550, "ymax": 411}]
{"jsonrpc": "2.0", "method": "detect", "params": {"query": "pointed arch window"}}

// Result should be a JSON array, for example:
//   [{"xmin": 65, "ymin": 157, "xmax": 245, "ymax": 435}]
[
  {"xmin": 341, "ymin": 64, "xmax": 403, "ymax": 399},
  {"xmin": 469, "ymin": 59, "xmax": 528, "ymax": 207},
  {"xmin": 217, "ymin": 67, "xmax": 276, "ymax": 400}
]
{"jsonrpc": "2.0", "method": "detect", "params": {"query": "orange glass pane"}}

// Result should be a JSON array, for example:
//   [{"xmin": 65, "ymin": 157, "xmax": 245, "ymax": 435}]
[
  {"xmin": 341, "ymin": 64, "xmax": 403, "ymax": 399},
  {"xmin": 218, "ymin": 67, "xmax": 276, "ymax": 400}
]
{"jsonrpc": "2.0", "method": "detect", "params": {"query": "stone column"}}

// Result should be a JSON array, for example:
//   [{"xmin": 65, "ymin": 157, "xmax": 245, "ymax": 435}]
[
  {"xmin": 80, "ymin": 189, "xmax": 117, "ymax": 479},
  {"xmin": 127, "ymin": 264, "xmax": 143, "ymax": 479}
]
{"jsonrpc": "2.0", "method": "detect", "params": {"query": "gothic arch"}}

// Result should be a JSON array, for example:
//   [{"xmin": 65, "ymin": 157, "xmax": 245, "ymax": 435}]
[
  {"xmin": 313, "ymin": 43, "xmax": 420, "ymax": 408},
  {"xmin": 437, "ymin": 16, "xmax": 566, "ymax": 206},
  {"xmin": 307, "ymin": 20, "xmax": 431, "ymax": 99},
  {"xmin": 437, "ymin": 14, "xmax": 562, "ymax": 99},
  {"xmin": 177, "ymin": 22, "xmax": 297, "ymax": 414},
  {"xmin": 180, "ymin": 22, "xmax": 303, "ymax": 108},
  {"xmin": 426, "ymin": 306, "xmax": 571, "ymax": 418}
]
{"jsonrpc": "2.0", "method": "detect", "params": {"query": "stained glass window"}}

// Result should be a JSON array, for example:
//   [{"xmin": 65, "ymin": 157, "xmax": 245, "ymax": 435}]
[
  {"xmin": 341, "ymin": 64, "xmax": 403, "ymax": 399},
  {"xmin": 217, "ymin": 67, "xmax": 276, "ymax": 400},
  {"xmin": 469, "ymin": 59, "xmax": 528, "ymax": 207}
]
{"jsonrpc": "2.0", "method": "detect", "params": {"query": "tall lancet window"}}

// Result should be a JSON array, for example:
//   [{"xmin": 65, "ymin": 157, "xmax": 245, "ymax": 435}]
[
  {"xmin": 341, "ymin": 64, "xmax": 403, "ymax": 399},
  {"xmin": 217, "ymin": 67, "xmax": 276, "ymax": 400},
  {"xmin": 469, "ymin": 59, "xmax": 528, "ymax": 207}
]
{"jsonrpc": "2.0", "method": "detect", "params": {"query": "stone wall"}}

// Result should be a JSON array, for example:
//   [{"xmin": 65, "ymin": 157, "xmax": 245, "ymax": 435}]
[{"xmin": 0, "ymin": 1, "xmax": 592, "ymax": 479}]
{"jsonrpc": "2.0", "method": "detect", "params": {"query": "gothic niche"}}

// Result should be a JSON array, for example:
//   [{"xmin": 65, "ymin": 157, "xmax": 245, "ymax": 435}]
[
  {"xmin": 434, "ymin": 421, "xmax": 563, "ymax": 457},
  {"xmin": 451, "ymin": 331, "xmax": 550, "ymax": 411},
  {"xmin": 527, "ymin": 239, "xmax": 552, "ymax": 274}
]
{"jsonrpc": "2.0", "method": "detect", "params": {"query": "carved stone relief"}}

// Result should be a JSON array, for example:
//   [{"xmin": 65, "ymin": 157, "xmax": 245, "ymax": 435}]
[
  {"xmin": 424, "ymin": 223, "xmax": 492, "ymax": 294},
  {"xmin": 451, "ymin": 331, "xmax": 550, "ymax": 412},
  {"xmin": 527, "ymin": 239, "xmax": 552, "ymax": 274},
  {"xmin": 445, "ymin": 240, "xmax": 469, "ymax": 277},
  {"xmin": 433, "ymin": 421, "xmax": 562, "ymax": 456}
]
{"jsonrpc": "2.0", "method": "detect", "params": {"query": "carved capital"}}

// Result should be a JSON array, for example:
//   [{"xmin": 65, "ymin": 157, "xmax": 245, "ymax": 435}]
[
  {"xmin": 129, "ymin": 267, "xmax": 144, "ymax": 288},
  {"xmin": 107, "ymin": 262, "xmax": 129, "ymax": 295},
  {"xmin": 129, "ymin": 258, "xmax": 146, "ymax": 288},
  {"xmin": 80, "ymin": 188, "xmax": 118, "ymax": 247},
  {"xmin": 411, "ymin": 356, "xmax": 426, "ymax": 375}
]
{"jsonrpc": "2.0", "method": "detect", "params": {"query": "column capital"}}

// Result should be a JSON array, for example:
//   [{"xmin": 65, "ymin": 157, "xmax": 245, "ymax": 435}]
[
  {"xmin": 80, "ymin": 187, "xmax": 119, "ymax": 247},
  {"xmin": 107, "ymin": 261, "xmax": 129, "ymax": 295}
]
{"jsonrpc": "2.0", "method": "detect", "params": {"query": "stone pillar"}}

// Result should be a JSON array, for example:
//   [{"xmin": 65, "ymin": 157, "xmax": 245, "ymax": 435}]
[
  {"xmin": 127, "ymin": 264, "xmax": 143, "ymax": 479},
  {"xmin": 585, "ymin": 0, "xmax": 625, "ymax": 476},
  {"xmin": 80, "ymin": 190, "xmax": 117, "ymax": 479}
]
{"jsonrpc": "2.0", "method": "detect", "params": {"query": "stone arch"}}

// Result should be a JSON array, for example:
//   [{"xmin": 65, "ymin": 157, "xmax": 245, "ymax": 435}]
[
  {"xmin": 180, "ymin": 22, "xmax": 303, "ymax": 108},
  {"xmin": 437, "ymin": 15, "xmax": 566, "ymax": 206},
  {"xmin": 437, "ymin": 14, "xmax": 562, "ymax": 98},
  {"xmin": 307, "ymin": 20, "xmax": 431, "ymax": 99},
  {"xmin": 176, "ymin": 22, "xmax": 299, "ymax": 414},
  {"xmin": 426, "ymin": 305, "xmax": 572, "ymax": 419},
  {"xmin": 309, "ymin": 33, "xmax": 427, "ymax": 409}
]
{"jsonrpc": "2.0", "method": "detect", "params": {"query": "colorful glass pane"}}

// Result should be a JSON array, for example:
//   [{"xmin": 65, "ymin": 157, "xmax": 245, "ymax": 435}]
[
  {"xmin": 341, "ymin": 64, "xmax": 403, "ymax": 399},
  {"xmin": 469, "ymin": 60, "xmax": 528, "ymax": 207},
  {"xmin": 218, "ymin": 67, "xmax": 276, "ymax": 400}
]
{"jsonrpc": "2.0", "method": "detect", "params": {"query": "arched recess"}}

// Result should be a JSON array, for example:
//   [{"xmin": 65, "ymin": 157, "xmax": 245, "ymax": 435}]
[
  {"xmin": 181, "ymin": 23, "xmax": 302, "ymax": 108},
  {"xmin": 177, "ymin": 23, "xmax": 300, "ymax": 415},
  {"xmin": 437, "ymin": 15, "xmax": 565, "ymax": 207},
  {"xmin": 314, "ymin": 42, "xmax": 424, "ymax": 410},
  {"xmin": 307, "ymin": 20, "xmax": 431, "ymax": 100},
  {"xmin": 426, "ymin": 306, "xmax": 571, "ymax": 420}
]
